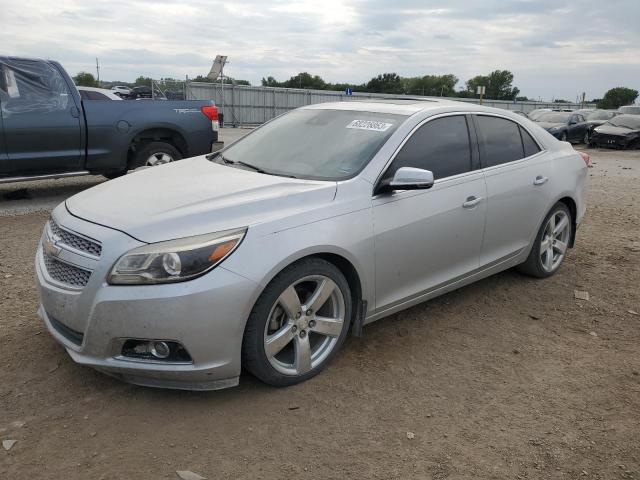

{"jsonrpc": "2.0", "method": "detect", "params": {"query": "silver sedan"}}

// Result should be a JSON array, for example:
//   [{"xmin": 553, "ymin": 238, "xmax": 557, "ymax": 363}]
[{"xmin": 35, "ymin": 100, "xmax": 589, "ymax": 390}]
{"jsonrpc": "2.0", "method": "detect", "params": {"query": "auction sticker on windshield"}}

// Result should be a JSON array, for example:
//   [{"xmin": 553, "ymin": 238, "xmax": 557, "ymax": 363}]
[{"xmin": 346, "ymin": 119, "xmax": 393, "ymax": 132}]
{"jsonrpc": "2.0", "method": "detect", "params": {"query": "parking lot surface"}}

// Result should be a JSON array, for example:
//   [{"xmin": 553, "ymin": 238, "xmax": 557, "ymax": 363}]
[{"xmin": 1, "ymin": 146, "xmax": 639, "ymax": 479}]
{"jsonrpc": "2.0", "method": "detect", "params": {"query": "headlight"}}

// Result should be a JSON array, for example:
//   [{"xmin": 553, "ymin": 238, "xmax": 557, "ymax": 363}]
[{"xmin": 108, "ymin": 227, "xmax": 246, "ymax": 285}]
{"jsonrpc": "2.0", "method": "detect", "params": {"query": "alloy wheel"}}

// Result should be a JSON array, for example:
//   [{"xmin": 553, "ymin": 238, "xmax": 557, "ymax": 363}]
[
  {"xmin": 263, "ymin": 275, "xmax": 345, "ymax": 376},
  {"xmin": 146, "ymin": 152, "xmax": 174, "ymax": 166},
  {"xmin": 540, "ymin": 210, "xmax": 571, "ymax": 273}
]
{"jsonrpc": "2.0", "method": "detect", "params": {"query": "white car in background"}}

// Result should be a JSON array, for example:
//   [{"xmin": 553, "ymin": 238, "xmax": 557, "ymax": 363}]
[
  {"xmin": 77, "ymin": 86, "xmax": 123, "ymax": 101},
  {"xmin": 111, "ymin": 85, "xmax": 131, "ymax": 98}
]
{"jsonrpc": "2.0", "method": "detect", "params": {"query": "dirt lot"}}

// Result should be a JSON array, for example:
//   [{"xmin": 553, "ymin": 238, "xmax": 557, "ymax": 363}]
[{"xmin": 1, "ymin": 147, "xmax": 639, "ymax": 479}]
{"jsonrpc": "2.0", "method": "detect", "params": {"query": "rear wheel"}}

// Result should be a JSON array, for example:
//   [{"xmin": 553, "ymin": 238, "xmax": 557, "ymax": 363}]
[
  {"xmin": 583, "ymin": 131, "xmax": 590, "ymax": 145},
  {"xmin": 560, "ymin": 132, "xmax": 568, "ymax": 142},
  {"xmin": 517, "ymin": 202, "xmax": 573, "ymax": 278},
  {"xmin": 242, "ymin": 258, "xmax": 352, "ymax": 387},
  {"xmin": 132, "ymin": 141, "xmax": 182, "ymax": 169}
]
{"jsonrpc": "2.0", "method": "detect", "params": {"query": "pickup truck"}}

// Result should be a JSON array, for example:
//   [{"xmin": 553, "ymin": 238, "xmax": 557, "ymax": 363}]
[{"xmin": 0, "ymin": 56, "xmax": 220, "ymax": 182}]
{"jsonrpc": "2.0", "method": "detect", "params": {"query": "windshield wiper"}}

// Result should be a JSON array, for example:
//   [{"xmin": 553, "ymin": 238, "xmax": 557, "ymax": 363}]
[{"xmin": 207, "ymin": 152, "xmax": 298, "ymax": 178}]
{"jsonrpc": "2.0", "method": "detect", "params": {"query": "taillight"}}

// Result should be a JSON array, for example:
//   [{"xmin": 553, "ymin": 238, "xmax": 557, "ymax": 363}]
[
  {"xmin": 201, "ymin": 105, "xmax": 218, "ymax": 121},
  {"xmin": 577, "ymin": 151, "xmax": 591, "ymax": 167},
  {"xmin": 201, "ymin": 105, "xmax": 219, "ymax": 132}
]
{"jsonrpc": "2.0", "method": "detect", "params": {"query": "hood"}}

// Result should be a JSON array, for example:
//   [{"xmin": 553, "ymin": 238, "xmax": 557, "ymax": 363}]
[
  {"xmin": 66, "ymin": 156, "xmax": 337, "ymax": 243},
  {"xmin": 536, "ymin": 122, "xmax": 564, "ymax": 130},
  {"xmin": 593, "ymin": 124, "xmax": 639, "ymax": 136}
]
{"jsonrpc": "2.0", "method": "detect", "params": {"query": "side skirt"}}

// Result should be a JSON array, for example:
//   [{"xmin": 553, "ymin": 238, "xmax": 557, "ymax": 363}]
[{"xmin": 364, "ymin": 251, "xmax": 524, "ymax": 325}]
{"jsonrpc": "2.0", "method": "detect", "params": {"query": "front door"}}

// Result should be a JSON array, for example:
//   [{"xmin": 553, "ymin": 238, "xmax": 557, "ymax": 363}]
[
  {"xmin": 373, "ymin": 115, "xmax": 487, "ymax": 311},
  {"xmin": 1, "ymin": 59, "xmax": 82, "ymax": 175}
]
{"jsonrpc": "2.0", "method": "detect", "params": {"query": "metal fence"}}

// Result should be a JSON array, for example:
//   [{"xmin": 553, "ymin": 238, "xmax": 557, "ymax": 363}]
[{"xmin": 185, "ymin": 82, "xmax": 594, "ymax": 126}]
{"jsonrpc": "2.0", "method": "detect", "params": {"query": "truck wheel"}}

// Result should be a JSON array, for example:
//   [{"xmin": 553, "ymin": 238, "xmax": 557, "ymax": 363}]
[{"xmin": 133, "ymin": 142, "xmax": 182, "ymax": 168}]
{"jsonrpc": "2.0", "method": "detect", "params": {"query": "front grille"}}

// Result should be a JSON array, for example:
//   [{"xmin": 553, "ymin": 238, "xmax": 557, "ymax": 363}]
[
  {"xmin": 44, "ymin": 255, "xmax": 92, "ymax": 288},
  {"xmin": 49, "ymin": 219, "xmax": 102, "ymax": 257},
  {"xmin": 48, "ymin": 314, "xmax": 84, "ymax": 346}
]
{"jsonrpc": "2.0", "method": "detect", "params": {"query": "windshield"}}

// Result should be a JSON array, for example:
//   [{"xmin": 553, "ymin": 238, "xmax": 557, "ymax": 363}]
[
  {"xmin": 220, "ymin": 109, "xmax": 405, "ymax": 180},
  {"xmin": 607, "ymin": 115, "xmax": 640, "ymax": 129},
  {"xmin": 587, "ymin": 110, "xmax": 615, "ymax": 121},
  {"xmin": 537, "ymin": 112, "xmax": 571, "ymax": 123}
]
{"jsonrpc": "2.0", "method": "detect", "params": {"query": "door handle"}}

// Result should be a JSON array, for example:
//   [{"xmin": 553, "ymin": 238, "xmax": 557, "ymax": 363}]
[
  {"xmin": 533, "ymin": 175, "xmax": 548, "ymax": 186},
  {"xmin": 463, "ymin": 196, "xmax": 483, "ymax": 208}
]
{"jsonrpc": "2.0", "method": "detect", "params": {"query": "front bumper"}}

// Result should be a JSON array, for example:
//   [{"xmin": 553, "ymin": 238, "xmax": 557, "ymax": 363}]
[{"xmin": 36, "ymin": 206, "xmax": 258, "ymax": 390}]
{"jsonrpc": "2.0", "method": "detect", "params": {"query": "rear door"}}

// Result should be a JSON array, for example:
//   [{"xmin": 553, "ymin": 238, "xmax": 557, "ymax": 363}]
[
  {"xmin": 373, "ymin": 114, "xmax": 487, "ymax": 310},
  {"xmin": 473, "ymin": 114, "xmax": 551, "ymax": 267},
  {"xmin": 1, "ymin": 59, "xmax": 82, "ymax": 175}
]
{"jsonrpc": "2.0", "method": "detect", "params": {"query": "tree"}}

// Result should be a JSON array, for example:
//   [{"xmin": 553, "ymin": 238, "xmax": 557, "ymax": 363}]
[
  {"xmin": 135, "ymin": 76, "xmax": 153, "ymax": 86},
  {"xmin": 554, "ymin": 99, "xmax": 569, "ymax": 103},
  {"xmin": 73, "ymin": 72, "xmax": 98, "ymax": 87},
  {"xmin": 403, "ymin": 74, "xmax": 458, "ymax": 96},
  {"xmin": 261, "ymin": 76, "xmax": 280, "ymax": 87},
  {"xmin": 597, "ymin": 87, "xmax": 639, "ymax": 109},
  {"xmin": 365, "ymin": 73, "xmax": 404, "ymax": 94},
  {"xmin": 465, "ymin": 70, "xmax": 520, "ymax": 100}
]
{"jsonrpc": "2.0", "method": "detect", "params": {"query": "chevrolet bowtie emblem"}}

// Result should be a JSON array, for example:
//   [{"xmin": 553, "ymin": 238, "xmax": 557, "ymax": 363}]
[{"xmin": 43, "ymin": 238, "xmax": 62, "ymax": 257}]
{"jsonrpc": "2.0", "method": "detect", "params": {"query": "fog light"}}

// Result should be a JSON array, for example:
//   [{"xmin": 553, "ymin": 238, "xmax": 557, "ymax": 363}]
[
  {"xmin": 121, "ymin": 339, "xmax": 192, "ymax": 363},
  {"xmin": 151, "ymin": 341, "xmax": 171, "ymax": 359}
]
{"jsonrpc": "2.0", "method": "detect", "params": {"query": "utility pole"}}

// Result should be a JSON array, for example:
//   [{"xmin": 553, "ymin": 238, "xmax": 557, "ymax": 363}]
[{"xmin": 95, "ymin": 58, "xmax": 100, "ymax": 86}]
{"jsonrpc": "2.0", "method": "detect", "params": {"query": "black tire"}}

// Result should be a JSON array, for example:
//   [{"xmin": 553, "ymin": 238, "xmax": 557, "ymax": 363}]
[
  {"xmin": 560, "ymin": 132, "xmax": 568, "ymax": 142},
  {"xmin": 102, "ymin": 169, "xmax": 127, "ymax": 180},
  {"xmin": 583, "ymin": 131, "xmax": 590, "ymax": 145},
  {"xmin": 242, "ymin": 258, "xmax": 352, "ymax": 387},
  {"xmin": 517, "ymin": 202, "xmax": 573, "ymax": 278},
  {"xmin": 131, "ymin": 141, "xmax": 182, "ymax": 169}
]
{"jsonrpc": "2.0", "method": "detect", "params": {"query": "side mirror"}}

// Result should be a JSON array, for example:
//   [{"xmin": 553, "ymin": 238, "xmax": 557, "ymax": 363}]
[{"xmin": 377, "ymin": 167, "xmax": 435, "ymax": 194}]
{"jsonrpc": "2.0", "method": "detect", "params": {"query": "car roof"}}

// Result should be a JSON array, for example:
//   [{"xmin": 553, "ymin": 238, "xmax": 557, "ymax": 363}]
[{"xmin": 303, "ymin": 98, "xmax": 508, "ymax": 116}]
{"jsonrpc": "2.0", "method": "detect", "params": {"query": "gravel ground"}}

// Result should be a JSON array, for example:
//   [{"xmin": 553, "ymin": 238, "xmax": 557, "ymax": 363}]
[{"xmin": 1, "ymin": 146, "xmax": 639, "ymax": 479}]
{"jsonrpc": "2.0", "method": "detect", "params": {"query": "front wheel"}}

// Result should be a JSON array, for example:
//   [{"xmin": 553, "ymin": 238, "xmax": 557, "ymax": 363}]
[
  {"xmin": 242, "ymin": 258, "xmax": 352, "ymax": 387},
  {"xmin": 517, "ymin": 202, "xmax": 573, "ymax": 278},
  {"xmin": 560, "ymin": 132, "xmax": 568, "ymax": 142},
  {"xmin": 583, "ymin": 131, "xmax": 590, "ymax": 145}
]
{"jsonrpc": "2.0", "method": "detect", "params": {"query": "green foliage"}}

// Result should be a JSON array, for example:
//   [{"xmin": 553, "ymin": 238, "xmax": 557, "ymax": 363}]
[
  {"xmin": 466, "ymin": 70, "xmax": 520, "ymax": 100},
  {"xmin": 403, "ymin": 74, "xmax": 458, "ymax": 96},
  {"xmin": 516, "ymin": 96, "xmax": 529, "ymax": 101},
  {"xmin": 554, "ymin": 99, "xmax": 569, "ymax": 103},
  {"xmin": 135, "ymin": 76, "xmax": 153, "ymax": 86},
  {"xmin": 597, "ymin": 87, "xmax": 639, "ymax": 109},
  {"xmin": 365, "ymin": 73, "xmax": 403, "ymax": 94},
  {"xmin": 73, "ymin": 72, "xmax": 98, "ymax": 87}
]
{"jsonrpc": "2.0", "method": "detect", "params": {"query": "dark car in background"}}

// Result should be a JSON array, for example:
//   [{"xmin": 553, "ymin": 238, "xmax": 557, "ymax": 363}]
[
  {"xmin": 590, "ymin": 115, "xmax": 640, "ymax": 149},
  {"xmin": 534, "ymin": 111, "xmax": 587, "ymax": 143},
  {"xmin": 582, "ymin": 109, "xmax": 618, "ymax": 143},
  {"xmin": 0, "ymin": 56, "xmax": 220, "ymax": 181}
]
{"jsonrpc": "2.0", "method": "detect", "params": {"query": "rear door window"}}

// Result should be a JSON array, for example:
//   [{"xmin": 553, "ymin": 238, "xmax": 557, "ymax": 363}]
[
  {"xmin": 474, "ymin": 115, "xmax": 525, "ymax": 167},
  {"xmin": 385, "ymin": 115, "xmax": 472, "ymax": 181}
]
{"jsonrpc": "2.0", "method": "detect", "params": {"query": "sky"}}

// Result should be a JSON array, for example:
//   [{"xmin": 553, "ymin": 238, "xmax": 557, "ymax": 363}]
[{"xmin": 1, "ymin": 0, "xmax": 639, "ymax": 101}]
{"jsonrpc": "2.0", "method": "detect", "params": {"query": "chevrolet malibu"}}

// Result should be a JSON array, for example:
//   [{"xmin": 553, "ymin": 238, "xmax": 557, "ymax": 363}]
[{"xmin": 36, "ymin": 100, "xmax": 589, "ymax": 390}]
